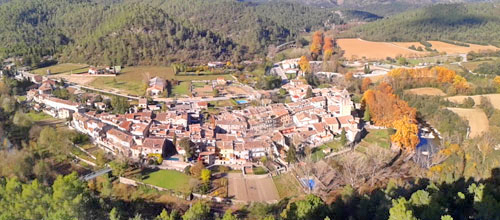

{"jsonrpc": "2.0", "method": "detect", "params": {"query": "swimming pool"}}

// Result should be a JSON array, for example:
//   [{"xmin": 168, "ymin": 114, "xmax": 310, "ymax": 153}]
[{"xmin": 235, "ymin": 100, "xmax": 248, "ymax": 104}]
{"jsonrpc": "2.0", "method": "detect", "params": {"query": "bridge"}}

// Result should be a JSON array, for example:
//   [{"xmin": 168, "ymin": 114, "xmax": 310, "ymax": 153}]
[{"xmin": 80, "ymin": 167, "xmax": 112, "ymax": 181}]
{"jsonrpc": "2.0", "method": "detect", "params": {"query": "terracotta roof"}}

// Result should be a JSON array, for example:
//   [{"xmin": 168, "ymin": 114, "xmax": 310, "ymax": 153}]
[
  {"xmin": 142, "ymin": 138, "xmax": 166, "ymax": 149},
  {"xmin": 119, "ymin": 121, "xmax": 132, "ymax": 131},
  {"xmin": 107, "ymin": 128, "xmax": 133, "ymax": 143}
]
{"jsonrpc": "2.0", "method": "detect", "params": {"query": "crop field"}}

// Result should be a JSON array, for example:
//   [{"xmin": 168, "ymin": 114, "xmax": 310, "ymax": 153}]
[
  {"xmin": 447, "ymin": 94, "xmax": 500, "ymax": 110},
  {"xmin": 405, "ymin": 87, "xmax": 446, "ymax": 96},
  {"xmin": 392, "ymin": 42, "xmax": 427, "ymax": 50},
  {"xmin": 427, "ymin": 41, "xmax": 499, "ymax": 54},
  {"xmin": 337, "ymin": 38, "xmax": 427, "ymax": 60},
  {"xmin": 338, "ymin": 39, "xmax": 500, "ymax": 61},
  {"xmin": 447, "ymin": 107, "xmax": 489, "ymax": 138},
  {"xmin": 33, "ymin": 63, "xmax": 89, "ymax": 75}
]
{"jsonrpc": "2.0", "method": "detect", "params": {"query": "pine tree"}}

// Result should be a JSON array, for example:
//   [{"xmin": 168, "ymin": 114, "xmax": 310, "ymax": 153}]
[{"xmin": 340, "ymin": 128, "xmax": 347, "ymax": 146}]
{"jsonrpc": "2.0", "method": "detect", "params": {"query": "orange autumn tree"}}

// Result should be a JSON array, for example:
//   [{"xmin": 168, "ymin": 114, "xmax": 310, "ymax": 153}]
[
  {"xmin": 298, "ymin": 56, "xmax": 310, "ymax": 73},
  {"xmin": 361, "ymin": 77, "xmax": 372, "ymax": 92},
  {"xmin": 453, "ymin": 75, "xmax": 470, "ymax": 92},
  {"xmin": 345, "ymin": 72, "xmax": 353, "ymax": 81},
  {"xmin": 323, "ymin": 36, "xmax": 334, "ymax": 61},
  {"xmin": 388, "ymin": 66, "xmax": 470, "ymax": 92},
  {"xmin": 494, "ymin": 76, "xmax": 500, "ymax": 92},
  {"xmin": 362, "ymin": 83, "xmax": 419, "ymax": 152},
  {"xmin": 310, "ymin": 31, "xmax": 323, "ymax": 59},
  {"xmin": 435, "ymin": 67, "xmax": 456, "ymax": 83},
  {"xmin": 391, "ymin": 116, "xmax": 420, "ymax": 152}
]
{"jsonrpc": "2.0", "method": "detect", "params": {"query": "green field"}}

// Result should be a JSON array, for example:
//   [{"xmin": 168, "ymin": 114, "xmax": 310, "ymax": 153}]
[
  {"xmin": 172, "ymin": 81, "xmax": 191, "ymax": 97},
  {"xmin": 33, "ymin": 63, "xmax": 89, "ymax": 75},
  {"xmin": 142, "ymin": 169, "xmax": 192, "ymax": 193},
  {"xmin": 26, "ymin": 111, "xmax": 54, "ymax": 121},
  {"xmin": 273, "ymin": 173, "xmax": 303, "ymax": 199},
  {"xmin": 88, "ymin": 65, "xmax": 231, "ymax": 96},
  {"xmin": 311, "ymin": 140, "xmax": 343, "ymax": 162},
  {"xmin": 358, "ymin": 129, "xmax": 391, "ymax": 150}
]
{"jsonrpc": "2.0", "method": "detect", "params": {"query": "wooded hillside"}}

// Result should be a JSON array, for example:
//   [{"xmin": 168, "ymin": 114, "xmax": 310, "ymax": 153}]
[
  {"xmin": 0, "ymin": 0, "xmax": 342, "ymax": 66},
  {"xmin": 342, "ymin": 3, "xmax": 500, "ymax": 47}
]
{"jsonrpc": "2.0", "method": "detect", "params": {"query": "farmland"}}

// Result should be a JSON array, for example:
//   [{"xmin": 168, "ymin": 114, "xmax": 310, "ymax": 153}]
[
  {"xmin": 338, "ymin": 39, "xmax": 500, "ymax": 61},
  {"xmin": 447, "ymin": 94, "xmax": 500, "ymax": 110},
  {"xmin": 337, "ymin": 38, "xmax": 427, "ymax": 60},
  {"xmin": 447, "ymin": 107, "xmax": 489, "ymax": 138},
  {"xmin": 405, "ymin": 87, "xmax": 446, "ymax": 96},
  {"xmin": 427, "ymin": 41, "xmax": 499, "ymax": 54}
]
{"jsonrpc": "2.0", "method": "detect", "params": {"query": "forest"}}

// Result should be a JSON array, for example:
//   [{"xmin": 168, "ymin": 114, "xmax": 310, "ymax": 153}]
[
  {"xmin": 342, "ymin": 3, "xmax": 500, "ymax": 47},
  {"xmin": 0, "ymin": 0, "xmax": 342, "ymax": 67}
]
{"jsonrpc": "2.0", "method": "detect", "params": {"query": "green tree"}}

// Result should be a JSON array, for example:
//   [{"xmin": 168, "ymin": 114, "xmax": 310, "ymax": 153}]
[
  {"xmin": 463, "ymin": 97, "xmax": 475, "ymax": 108},
  {"xmin": 109, "ymin": 158, "xmax": 128, "ymax": 177},
  {"xmin": 109, "ymin": 208, "xmax": 120, "ymax": 220},
  {"xmin": 111, "ymin": 96, "xmax": 130, "ymax": 114},
  {"xmin": 286, "ymin": 144, "xmax": 297, "ymax": 164},
  {"xmin": 389, "ymin": 198, "xmax": 417, "ymax": 220},
  {"xmin": 201, "ymin": 169, "xmax": 211, "ymax": 183},
  {"xmin": 305, "ymin": 87, "xmax": 313, "ymax": 99},
  {"xmin": 340, "ymin": 128, "xmax": 347, "ymax": 146},
  {"xmin": 222, "ymin": 210, "xmax": 238, "ymax": 220},
  {"xmin": 155, "ymin": 209, "xmax": 175, "ymax": 220},
  {"xmin": 179, "ymin": 137, "xmax": 194, "ymax": 159},
  {"xmin": 182, "ymin": 201, "xmax": 210, "ymax": 220},
  {"xmin": 281, "ymin": 194, "xmax": 326, "ymax": 220},
  {"xmin": 363, "ymin": 107, "xmax": 371, "ymax": 122},
  {"xmin": 441, "ymin": 215, "xmax": 453, "ymax": 220},
  {"xmin": 364, "ymin": 64, "xmax": 371, "ymax": 74}
]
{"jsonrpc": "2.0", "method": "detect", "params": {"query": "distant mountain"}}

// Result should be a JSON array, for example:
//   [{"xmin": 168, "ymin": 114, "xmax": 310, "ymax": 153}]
[{"xmin": 341, "ymin": 3, "xmax": 500, "ymax": 46}]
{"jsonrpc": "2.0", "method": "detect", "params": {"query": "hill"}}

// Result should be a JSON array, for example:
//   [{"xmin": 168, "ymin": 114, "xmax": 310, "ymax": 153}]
[
  {"xmin": 243, "ymin": 0, "xmax": 493, "ymax": 15},
  {"xmin": 0, "ymin": 0, "xmax": 342, "ymax": 66},
  {"xmin": 342, "ymin": 3, "xmax": 500, "ymax": 47}
]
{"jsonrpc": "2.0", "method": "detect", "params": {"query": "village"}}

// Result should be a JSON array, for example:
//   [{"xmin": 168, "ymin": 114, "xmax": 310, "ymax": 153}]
[
  {"xmin": 1, "ymin": 56, "xmax": 372, "ymax": 202},
  {"xmin": 20, "ymin": 62, "xmax": 360, "ymax": 166}
]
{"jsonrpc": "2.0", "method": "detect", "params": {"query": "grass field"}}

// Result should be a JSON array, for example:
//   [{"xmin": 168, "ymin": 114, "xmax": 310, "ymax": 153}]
[
  {"xmin": 405, "ymin": 87, "xmax": 446, "ymax": 96},
  {"xmin": 311, "ymin": 140, "xmax": 343, "ymax": 162},
  {"xmin": 172, "ymin": 81, "xmax": 191, "ymax": 97},
  {"xmin": 26, "ymin": 111, "xmax": 54, "ymax": 121},
  {"xmin": 338, "ymin": 38, "xmax": 427, "ymax": 60},
  {"xmin": 448, "ymin": 107, "xmax": 489, "ymax": 138},
  {"xmin": 142, "ymin": 169, "xmax": 192, "ymax": 193},
  {"xmin": 87, "ymin": 66, "xmax": 231, "ymax": 96},
  {"xmin": 358, "ymin": 129, "xmax": 391, "ymax": 150},
  {"xmin": 272, "ymin": 173, "xmax": 304, "ymax": 199},
  {"xmin": 33, "ymin": 63, "xmax": 89, "ymax": 75},
  {"xmin": 447, "ymin": 94, "xmax": 500, "ymax": 110}
]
